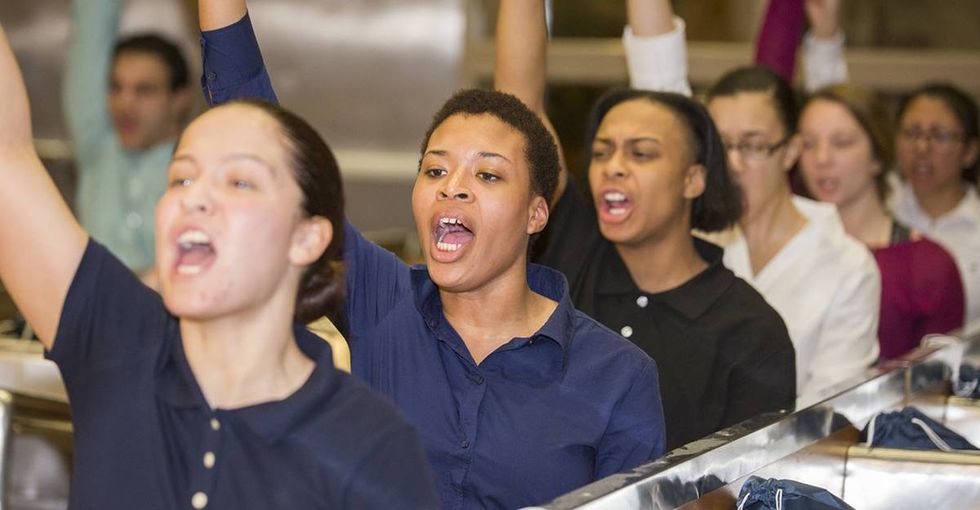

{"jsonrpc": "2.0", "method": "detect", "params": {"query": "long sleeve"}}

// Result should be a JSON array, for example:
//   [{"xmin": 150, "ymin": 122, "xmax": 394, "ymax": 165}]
[
  {"xmin": 802, "ymin": 30, "xmax": 848, "ymax": 92},
  {"xmin": 622, "ymin": 16, "xmax": 692, "ymax": 96},
  {"xmin": 753, "ymin": 0, "xmax": 805, "ymax": 83},
  {"xmin": 63, "ymin": 0, "xmax": 120, "ymax": 167},
  {"xmin": 594, "ymin": 361, "xmax": 665, "ymax": 476},
  {"xmin": 200, "ymin": 13, "xmax": 278, "ymax": 106}
]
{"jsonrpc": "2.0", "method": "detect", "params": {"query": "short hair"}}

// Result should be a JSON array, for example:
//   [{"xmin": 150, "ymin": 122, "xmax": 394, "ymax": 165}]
[
  {"xmin": 419, "ymin": 89, "xmax": 559, "ymax": 205},
  {"xmin": 803, "ymin": 84, "xmax": 895, "ymax": 201},
  {"xmin": 202, "ymin": 99, "xmax": 346, "ymax": 324},
  {"xmin": 706, "ymin": 66, "xmax": 799, "ymax": 137},
  {"xmin": 113, "ymin": 34, "xmax": 189, "ymax": 92},
  {"xmin": 586, "ymin": 89, "xmax": 743, "ymax": 232},
  {"xmin": 898, "ymin": 82, "xmax": 979, "ymax": 185}
]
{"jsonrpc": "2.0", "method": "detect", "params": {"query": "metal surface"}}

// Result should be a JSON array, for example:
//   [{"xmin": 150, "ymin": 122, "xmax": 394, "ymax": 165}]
[{"xmin": 529, "ymin": 334, "xmax": 980, "ymax": 510}]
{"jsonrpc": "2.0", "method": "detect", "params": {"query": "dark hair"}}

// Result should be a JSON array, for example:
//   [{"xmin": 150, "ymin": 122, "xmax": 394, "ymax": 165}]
[
  {"xmin": 113, "ymin": 34, "xmax": 189, "ymax": 91},
  {"xmin": 218, "ymin": 99, "xmax": 345, "ymax": 324},
  {"xmin": 898, "ymin": 82, "xmax": 980, "ymax": 185},
  {"xmin": 586, "ymin": 89, "xmax": 743, "ymax": 232},
  {"xmin": 803, "ymin": 84, "xmax": 895, "ymax": 201},
  {"xmin": 706, "ymin": 66, "xmax": 799, "ymax": 137},
  {"xmin": 419, "ymin": 89, "xmax": 559, "ymax": 205}
]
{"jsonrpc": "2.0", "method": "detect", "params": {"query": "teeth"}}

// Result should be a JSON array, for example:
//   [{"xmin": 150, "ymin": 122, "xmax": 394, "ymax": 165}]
[
  {"xmin": 176, "ymin": 264, "xmax": 203, "ymax": 275},
  {"xmin": 609, "ymin": 208, "xmax": 627, "ymax": 216},
  {"xmin": 177, "ymin": 229, "xmax": 211, "ymax": 245},
  {"xmin": 439, "ymin": 217, "xmax": 461, "ymax": 226},
  {"xmin": 604, "ymin": 192, "xmax": 627, "ymax": 202},
  {"xmin": 436, "ymin": 242, "xmax": 461, "ymax": 252}
]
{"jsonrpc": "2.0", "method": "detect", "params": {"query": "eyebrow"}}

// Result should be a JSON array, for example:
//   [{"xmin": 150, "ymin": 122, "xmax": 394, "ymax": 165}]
[
  {"xmin": 593, "ymin": 136, "xmax": 663, "ymax": 145},
  {"xmin": 422, "ymin": 150, "xmax": 513, "ymax": 164},
  {"xmin": 170, "ymin": 153, "xmax": 277, "ymax": 178}
]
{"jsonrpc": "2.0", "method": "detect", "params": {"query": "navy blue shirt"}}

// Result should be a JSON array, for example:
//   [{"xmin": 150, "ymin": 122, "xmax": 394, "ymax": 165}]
[
  {"xmin": 201, "ymin": 15, "xmax": 666, "ymax": 509},
  {"xmin": 48, "ymin": 241, "xmax": 439, "ymax": 509}
]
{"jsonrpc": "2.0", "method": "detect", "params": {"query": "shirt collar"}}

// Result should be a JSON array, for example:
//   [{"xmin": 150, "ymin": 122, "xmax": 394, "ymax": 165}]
[
  {"xmin": 891, "ymin": 180, "xmax": 980, "ymax": 228},
  {"xmin": 410, "ymin": 263, "xmax": 577, "ymax": 355},
  {"xmin": 595, "ymin": 238, "xmax": 735, "ymax": 320},
  {"xmin": 158, "ymin": 323, "xmax": 341, "ymax": 444}
]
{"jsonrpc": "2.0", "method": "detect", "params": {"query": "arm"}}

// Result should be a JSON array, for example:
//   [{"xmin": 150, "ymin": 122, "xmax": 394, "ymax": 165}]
[
  {"xmin": 63, "ymin": 0, "xmax": 120, "ymax": 165},
  {"xmin": 199, "ymin": 0, "xmax": 277, "ymax": 105},
  {"xmin": 0, "ymin": 25, "xmax": 88, "ymax": 348},
  {"xmin": 802, "ymin": 0, "xmax": 847, "ymax": 91},
  {"xmin": 623, "ymin": 0, "xmax": 692, "ymax": 96},
  {"xmin": 724, "ymin": 324, "xmax": 797, "ymax": 427},
  {"xmin": 494, "ymin": 0, "xmax": 567, "ymax": 203},
  {"xmin": 754, "ymin": 0, "xmax": 805, "ymax": 83},
  {"xmin": 342, "ymin": 222, "xmax": 411, "ymax": 342},
  {"xmin": 594, "ymin": 361, "xmax": 666, "ymax": 476},
  {"xmin": 916, "ymin": 241, "xmax": 966, "ymax": 337},
  {"xmin": 343, "ymin": 424, "xmax": 440, "ymax": 509}
]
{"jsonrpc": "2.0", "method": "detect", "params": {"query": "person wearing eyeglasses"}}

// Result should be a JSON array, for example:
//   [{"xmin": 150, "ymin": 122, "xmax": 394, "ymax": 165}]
[
  {"xmin": 624, "ymin": 0, "xmax": 880, "ymax": 401},
  {"xmin": 889, "ymin": 85, "xmax": 980, "ymax": 335}
]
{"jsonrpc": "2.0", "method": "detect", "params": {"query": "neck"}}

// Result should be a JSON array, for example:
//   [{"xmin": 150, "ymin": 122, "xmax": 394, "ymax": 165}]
[
  {"xmin": 915, "ymin": 182, "xmax": 966, "ymax": 220},
  {"xmin": 441, "ymin": 259, "xmax": 556, "ymax": 365},
  {"xmin": 739, "ymin": 189, "xmax": 807, "ymax": 274},
  {"xmin": 181, "ymin": 295, "xmax": 313, "ymax": 409},
  {"xmin": 837, "ymin": 189, "xmax": 893, "ymax": 247},
  {"xmin": 615, "ymin": 227, "xmax": 706, "ymax": 294}
]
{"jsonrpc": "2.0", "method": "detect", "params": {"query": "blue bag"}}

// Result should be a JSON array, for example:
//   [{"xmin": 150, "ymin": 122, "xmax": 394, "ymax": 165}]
[
  {"xmin": 736, "ymin": 476, "xmax": 855, "ymax": 510},
  {"xmin": 955, "ymin": 363, "xmax": 980, "ymax": 399},
  {"xmin": 859, "ymin": 406, "xmax": 978, "ymax": 451}
]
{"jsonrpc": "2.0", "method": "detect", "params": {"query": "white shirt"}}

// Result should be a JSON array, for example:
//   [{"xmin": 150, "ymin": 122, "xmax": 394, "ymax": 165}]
[
  {"xmin": 708, "ymin": 197, "xmax": 881, "ymax": 400},
  {"xmin": 890, "ymin": 182, "xmax": 980, "ymax": 335},
  {"xmin": 623, "ymin": 17, "xmax": 692, "ymax": 96}
]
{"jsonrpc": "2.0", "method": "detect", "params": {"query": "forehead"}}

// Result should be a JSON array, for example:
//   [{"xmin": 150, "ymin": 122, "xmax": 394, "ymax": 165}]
[
  {"xmin": 708, "ymin": 92, "xmax": 783, "ymax": 137},
  {"xmin": 597, "ymin": 99, "xmax": 682, "ymax": 138},
  {"xmin": 901, "ymin": 96, "xmax": 961, "ymax": 128},
  {"xmin": 801, "ymin": 99, "xmax": 862, "ymax": 132},
  {"xmin": 176, "ymin": 105, "xmax": 289, "ymax": 162},
  {"xmin": 427, "ymin": 113, "xmax": 527, "ymax": 160},
  {"xmin": 112, "ymin": 52, "xmax": 170, "ymax": 83}
]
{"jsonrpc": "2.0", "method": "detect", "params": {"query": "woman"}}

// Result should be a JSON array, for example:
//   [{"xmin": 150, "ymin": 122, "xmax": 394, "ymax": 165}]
[
  {"xmin": 799, "ymin": 84, "xmax": 965, "ymax": 358},
  {"xmin": 497, "ymin": 0, "xmax": 795, "ymax": 451},
  {"xmin": 623, "ymin": 0, "xmax": 881, "ymax": 400},
  {"xmin": 0, "ymin": 25, "xmax": 437, "ymax": 510},
  {"xmin": 197, "ymin": 2, "xmax": 667, "ymax": 508},
  {"xmin": 890, "ymin": 84, "xmax": 980, "ymax": 335}
]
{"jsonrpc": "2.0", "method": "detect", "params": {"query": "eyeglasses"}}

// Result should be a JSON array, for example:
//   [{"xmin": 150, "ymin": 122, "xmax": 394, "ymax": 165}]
[
  {"xmin": 723, "ymin": 136, "xmax": 791, "ymax": 162},
  {"xmin": 898, "ymin": 127, "xmax": 964, "ymax": 149}
]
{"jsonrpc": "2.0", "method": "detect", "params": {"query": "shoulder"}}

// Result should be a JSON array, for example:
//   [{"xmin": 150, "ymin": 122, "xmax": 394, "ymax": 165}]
[{"xmin": 569, "ymin": 310, "xmax": 657, "ymax": 372}]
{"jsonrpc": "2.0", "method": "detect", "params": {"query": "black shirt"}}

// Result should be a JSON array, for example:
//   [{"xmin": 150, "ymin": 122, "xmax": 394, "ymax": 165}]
[
  {"xmin": 534, "ymin": 181, "xmax": 796, "ymax": 450},
  {"xmin": 48, "ymin": 241, "xmax": 440, "ymax": 509}
]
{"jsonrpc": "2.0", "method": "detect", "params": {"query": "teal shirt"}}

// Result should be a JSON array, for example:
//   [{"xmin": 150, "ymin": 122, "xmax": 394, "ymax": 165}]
[{"xmin": 64, "ymin": 0, "xmax": 171, "ymax": 271}]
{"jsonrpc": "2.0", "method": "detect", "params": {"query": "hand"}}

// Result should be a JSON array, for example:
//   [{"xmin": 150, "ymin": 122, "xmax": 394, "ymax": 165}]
[{"xmin": 805, "ymin": 0, "xmax": 842, "ymax": 40}]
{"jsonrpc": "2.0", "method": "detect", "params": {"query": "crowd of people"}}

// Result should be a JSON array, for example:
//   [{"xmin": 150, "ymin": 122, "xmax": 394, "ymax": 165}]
[{"xmin": 0, "ymin": 0, "xmax": 976, "ymax": 508}]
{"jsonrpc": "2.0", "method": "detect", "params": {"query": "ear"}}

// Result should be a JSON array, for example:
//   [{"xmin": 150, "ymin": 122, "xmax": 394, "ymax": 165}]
[
  {"xmin": 526, "ymin": 195, "xmax": 550, "ymax": 236},
  {"xmin": 289, "ymin": 216, "xmax": 333, "ymax": 267},
  {"xmin": 963, "ymin": 138, "xmax": 979, "ymax": 170},
  {"xmin": 683, "ymin": 163, "xmax": 707, "ymax": 199},
  {"xmin": 781, "ymin": 134, "xmax": 803, "ymax": 172}
]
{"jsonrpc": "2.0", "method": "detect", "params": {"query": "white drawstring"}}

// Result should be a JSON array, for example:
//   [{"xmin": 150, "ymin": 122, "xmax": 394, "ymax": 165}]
[
  {"xmin": 775, "ymin": 488, "xmax": 783, "ymax": 510},
  {"xmin": 910, "ymin": 417, "xmax": 955, "ymax": 452},
  {"xmin": 736, "ymin": 492, "xmax": 750, "ymax": 510}
]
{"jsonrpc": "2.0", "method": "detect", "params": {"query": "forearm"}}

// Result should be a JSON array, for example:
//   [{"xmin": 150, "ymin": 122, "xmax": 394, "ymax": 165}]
[
  {"xmin": 494, "ymin": 0, "xmax": 547, "ymax": 114},
  {"xmin": 627, "ymin": 0, "xmax": 676, "ymax": 37},
  {"xmin": 623, "ymin": 3, "xmax": 691, "ymax": 96},
  {"xmin": 199, "ymin": 0, "xmax": 247, "ymax": 31},
  {"xmin": 200, "ymin": 12, "xmax": 278, "ymax": 105}
]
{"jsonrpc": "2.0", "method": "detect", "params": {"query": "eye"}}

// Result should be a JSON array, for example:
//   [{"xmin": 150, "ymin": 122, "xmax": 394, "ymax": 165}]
[
  {"xmin": 169, "ymin": 177, "xmax": 193, "ymax": 188},
  {"xmin": 424, "ymin": 167, "xmax": 447, "ymax": 178},
  {"xmin": 477, "ymin": 171, "xmax": 500, "ymax": 183},
  {"xmin": 231, "ymin": 178, "xmax": 253, "ymax": 190},
  {"xmin": 631, "ymin": 149, "xmax": 656, "ymax": 161},
  {"xmin": 831, "ymin": 136, "xmax": 856, "ymax": 149},
  {"xmin": 801, "ymin": 138, "xmax": 816, "ymax": 151}
]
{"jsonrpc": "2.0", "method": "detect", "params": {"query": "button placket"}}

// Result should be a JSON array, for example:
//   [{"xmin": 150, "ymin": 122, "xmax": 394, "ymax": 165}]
[{"xmin": 190, "ymin": 413, "xmax": 223, "ymax": 508}]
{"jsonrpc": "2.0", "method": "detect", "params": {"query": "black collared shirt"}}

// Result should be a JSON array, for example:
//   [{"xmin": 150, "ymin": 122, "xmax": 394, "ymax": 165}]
[
  {"xmin": 534, "ymin": 181, "xmax": 796, "ymax": 450},
  {"xmin": 48, "ymin": 240, "xmax": 440, "ymax": 509}
]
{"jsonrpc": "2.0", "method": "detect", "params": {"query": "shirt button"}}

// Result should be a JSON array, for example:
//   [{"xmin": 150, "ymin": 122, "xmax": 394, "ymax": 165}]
[
  {"xmin": 636, "ymin": 296, "xmax": 649, "ymax": 308},
  {"xmin": 460, "ymin": 440, "xmax": 470, "ymax": 449},
  {"xmin": 207, "ymin": 71, "xmax": 217, "ymax": 81},
  {"xmin": 621, "ymin": 326, "xmax": 633, "ymax": 338},
  {"xmin": 474, "ymin": 375, "xmax": 485, "ymax": 385},
  {"xmin": 191, "ymin": 491, "xmax": 208, "ymax": 509},
  {"xmin": 203, "ymin": 451, "xmax": 215, "ymax": 469},
  {"xmin": 210, "ymin": 418, "xmax": 220, "ymax": 431}
]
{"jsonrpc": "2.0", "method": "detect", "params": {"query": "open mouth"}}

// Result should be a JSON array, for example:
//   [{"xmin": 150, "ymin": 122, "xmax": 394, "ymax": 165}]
[
  {"xmin": 175, "ymin": 229, "xmax": 216, "ymax": 276},
  {"xmin": 596, "ymin": 190, "xmax": 633, "ymax": 224},
  {"xmin": 433, "ymin": 216, "xmax": 474, "ymax": 253},
  {"xmin": 813, "ymin": 177, "xmax": 840, "ymax": 195}
]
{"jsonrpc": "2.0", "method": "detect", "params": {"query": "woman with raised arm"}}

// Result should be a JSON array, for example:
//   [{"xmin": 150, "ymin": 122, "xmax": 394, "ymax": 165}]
[
  {"xmin": 197, "ymin": 1, "xmax": 666, "ymax": 508},
  {"xmin": 0, "ymin": 23, "xmax": 438, "ymax": 510},
  {"xmin": 798, "ymin": 84, "xmax": 965, "ymax": 358},
  {"xmin": 499, "ymin": 0, "xmax": 795, "ymax": 451},
  {"xmin": 625, "ymin": 0, "xmax": 881, "ymax": 401}
]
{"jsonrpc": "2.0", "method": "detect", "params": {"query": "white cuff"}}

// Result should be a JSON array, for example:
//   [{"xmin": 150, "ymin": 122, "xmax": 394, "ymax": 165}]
[
  {"xmin": 803, "ymin": 30, "xmax": 848, "ymax": 92},
  {"xmin": 623, "ymin": 16, "xmax": 692, "ymax": 97}
]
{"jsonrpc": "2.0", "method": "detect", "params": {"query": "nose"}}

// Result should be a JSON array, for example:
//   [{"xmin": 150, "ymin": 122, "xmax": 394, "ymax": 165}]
[
  {"xmin": 437, "ymin": 169, "xmax": 471, "ymax": 201},
  {"xmin": 814, "ymin": 140, "xmax": 832, "ymax": 166},
  {"xmin": 725, "ymin": 147, "xmax": 747, "ymax": 175},
  {"xmin": 601, "ymin": 151, "xmax": 629, "ymax": 180},
  {"xmin": 179, "ymin": 180, "xmax": 214, "ymax": 214}
]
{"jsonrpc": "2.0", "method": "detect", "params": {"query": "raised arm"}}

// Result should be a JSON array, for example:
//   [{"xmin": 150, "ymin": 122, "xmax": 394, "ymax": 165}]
[
  {"xmin": 62, "ymin": 0, "xmax": 120, "ymax": 166},
  {"xmin": 623, "ymin": 0, "xmax": 692, "ymax": 96},
  {"xmin": 0, "ymin": 25, "xmax": 88, "ymax": 348},
  {"xmin": 802, "ymin": 0, "xmax": 847, "ymax": 91},
  {"xmin": 754, "ymin": 0, "xmax": 805, "ymax": 82},
  {"xmin": 494, "ymin": 0, "xmax": 567, "ymax": 202},
  {"xmin": 199, "ymin": 0, "xmax": 277, "ymax": 105}
]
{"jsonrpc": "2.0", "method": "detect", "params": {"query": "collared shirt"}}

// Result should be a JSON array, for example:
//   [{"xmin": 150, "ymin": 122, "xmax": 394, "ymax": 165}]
[
  {"xmin": 64, "ymin": 0, "xmax": 170, "ymax": 271},
  {"xmin": 534, "ymin": 182, "xmax": 795, "ymax": 451},
  {"xmin": 201, "ymin": 16, "xmax": 665, "ymax": 509},
  {"xmin": 890, "ymin": 181, "xmax": 980, "ymax": 335},
  {"xmin": 48, "ymin": 241, "xmax": 439, "ymax": 509},
  {"xmin": 708, "ymin": 196, "xmax": 881, "ymax": 401},
  {"xmin": 344, "ymin": 224, "xmax": 665, "ymax": 509}
]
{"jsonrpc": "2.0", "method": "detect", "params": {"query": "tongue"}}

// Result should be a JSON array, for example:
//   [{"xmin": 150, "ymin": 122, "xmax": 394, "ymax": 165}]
[
  {"xmin": 178, "ymin": 245, "xmax": 214, "ymax": 266},
  {"xmin": 441, "ymin": 231, "xmax": 474, "ymax": 245}
]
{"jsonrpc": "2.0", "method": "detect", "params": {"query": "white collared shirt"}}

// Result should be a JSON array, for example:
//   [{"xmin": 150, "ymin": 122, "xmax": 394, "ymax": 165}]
[
  {"xmin": 708, "ymin": 197, "xmax": 881, "ymax": 400},
  {"xmin": 890, "ymin": 181, "xmax": 980, "ymax": 335}
]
